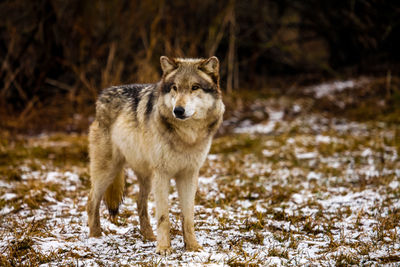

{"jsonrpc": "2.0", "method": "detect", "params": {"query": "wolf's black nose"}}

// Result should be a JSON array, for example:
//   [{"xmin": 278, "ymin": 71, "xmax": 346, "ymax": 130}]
[{"xmin": 173, "ymin": 106, "xmax": 185, "ymax": 118}]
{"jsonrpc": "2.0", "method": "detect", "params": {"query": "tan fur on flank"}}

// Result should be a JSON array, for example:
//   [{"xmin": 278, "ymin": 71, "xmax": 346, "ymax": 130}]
[{"xmin": 86, "ymin": 56, "xmax": 224, "ymax": 255}]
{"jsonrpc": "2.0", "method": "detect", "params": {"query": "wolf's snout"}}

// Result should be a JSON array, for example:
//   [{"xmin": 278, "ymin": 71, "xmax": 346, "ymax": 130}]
[{"xmin": 173, "ymin": 106, "xmax": 185, "ymax": 119}]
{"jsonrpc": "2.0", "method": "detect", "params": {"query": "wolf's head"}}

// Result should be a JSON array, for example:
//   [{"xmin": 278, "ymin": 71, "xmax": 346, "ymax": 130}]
[{"xmin": 159, "ymin": 56, "xmax": 222, "ymax": 121}]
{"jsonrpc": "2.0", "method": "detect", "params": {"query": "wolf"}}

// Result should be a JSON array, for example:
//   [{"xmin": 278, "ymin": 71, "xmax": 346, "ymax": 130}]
[{"xmin": 86, "ymin": 56, "xmax": 224, "ymax": 255}]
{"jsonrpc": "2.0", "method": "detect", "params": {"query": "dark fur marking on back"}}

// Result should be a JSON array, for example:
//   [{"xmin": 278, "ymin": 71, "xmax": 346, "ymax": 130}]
[
  {"xmin": 145, "ymin": 90, "xmax": 155, "ymax": 120},
  {"xmin": 123, "ymin": 84, "xmax": 154, "ymax": 115},
  {"xmin": 130, "ymin": 90, "xmax": 141, "ymax": 113}
]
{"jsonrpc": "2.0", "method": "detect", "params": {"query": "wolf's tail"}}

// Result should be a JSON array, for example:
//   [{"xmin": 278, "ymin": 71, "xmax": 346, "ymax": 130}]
[{"xmin": 104, "ymin": 170, "xmax": 125, "ymax": 220}]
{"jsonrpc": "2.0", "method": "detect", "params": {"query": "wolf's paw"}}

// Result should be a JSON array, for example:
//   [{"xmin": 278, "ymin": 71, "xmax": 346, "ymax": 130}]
[
  {"xmin": 156, "ymin": 245, "xmax": 173, "ymax": 256},
  {"xmin": 185, "ymin": 242, "xmax": 203, "ymax": 252}
]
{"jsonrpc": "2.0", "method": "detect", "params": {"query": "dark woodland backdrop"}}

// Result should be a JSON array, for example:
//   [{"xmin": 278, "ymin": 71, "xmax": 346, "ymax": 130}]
[{"xmin": 0, "ymin": 0, "xmax": 399, "ymax": 132}]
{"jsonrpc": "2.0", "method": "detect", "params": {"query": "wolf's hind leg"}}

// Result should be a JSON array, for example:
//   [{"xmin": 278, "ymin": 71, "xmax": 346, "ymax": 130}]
[
  {"xmin": 104, "ymin": 168, "xmax": 125, "ymax": 223},
  {"xmin": 87, "ymin": 123, "xmax": 124, "ymax": 237},
  {"xmin": 136, "ymin": 173, "xmax": 156, "ymax": 241},
  {"xmin": 87, "ymin": 153, "xmax": 124, "ymax": 237}
]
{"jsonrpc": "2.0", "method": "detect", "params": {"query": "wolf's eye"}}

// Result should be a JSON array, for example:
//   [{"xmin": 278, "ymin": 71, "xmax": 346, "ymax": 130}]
[
  {"xmin": 171, "ymin": 85, "xmax": 177, "ymax": 91},
  {"xmin": 192, "ymin": 85, "xmax": 200, "ymax": 91}
]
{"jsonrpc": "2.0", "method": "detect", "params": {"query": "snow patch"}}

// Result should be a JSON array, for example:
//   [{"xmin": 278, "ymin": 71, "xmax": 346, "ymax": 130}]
[
  {"xmin": 234, "ymin": 109, "xmax": 284, "ymax": 134},
  {"xmin": 316, "ymin": 135, "xmax": 331, "ymax": 143},
  {"xmin": 296, "ymin": 152, "xmax": 318, "ymax": 159},
  {"xmin": 306, "ymin": 78, "xmax": 369, "ymax": 98},
  {"xmin": 1, "ymin": 193, "xmax": 17, "ymax": 200}
]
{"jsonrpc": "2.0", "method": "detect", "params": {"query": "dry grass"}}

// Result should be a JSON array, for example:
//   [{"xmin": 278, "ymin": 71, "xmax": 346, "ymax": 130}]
[{"xmin": 1, "ymin": 80, "xmax": 400, "ymax": 265}]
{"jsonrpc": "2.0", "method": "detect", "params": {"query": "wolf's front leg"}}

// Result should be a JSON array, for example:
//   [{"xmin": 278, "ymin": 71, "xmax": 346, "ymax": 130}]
[
  {"xmin": 176, "ymin": 170, "xmax": 203, "ymax": 251},
  {"xmin": 153, "ymin": 171, "xmax": 172, "ymax": 255},
  {"xmin": 137, "ymin": 174, "xmax": 156, "ymax": 241}
]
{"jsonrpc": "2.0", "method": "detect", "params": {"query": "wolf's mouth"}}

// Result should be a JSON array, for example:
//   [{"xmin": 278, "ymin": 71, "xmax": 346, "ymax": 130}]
[
  {"xmin": 175, "ymin": 114, "xmax": 187, "ymax": 120},
  {"xmin": 173, "ymin": 113, "xmax": 197, "ymax": 121}
]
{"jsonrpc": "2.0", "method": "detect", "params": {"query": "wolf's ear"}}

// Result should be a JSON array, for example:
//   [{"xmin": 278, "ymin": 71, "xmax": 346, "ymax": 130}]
[
  {"xmin": 200, "ymin": 56, "xmax": 219, "ymax": 75},
  {"xmin": 160, "ymin": 56, "xmax": 177, "ymax": 74}
]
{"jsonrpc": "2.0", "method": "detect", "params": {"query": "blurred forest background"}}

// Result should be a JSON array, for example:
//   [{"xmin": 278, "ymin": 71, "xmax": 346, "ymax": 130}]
[{"xmin": 0, "ymin": 0, "xmax": 399, "ymax": 133}]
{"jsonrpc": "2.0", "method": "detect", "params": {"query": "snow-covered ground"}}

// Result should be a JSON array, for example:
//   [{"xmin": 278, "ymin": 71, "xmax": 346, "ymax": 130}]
[
  {"xmin": 304, "ymin": 78, "xmax": 370, "ymax": 98},
  {"xmin": 1, "ymin": 100, "xmax": 400, "ymax": 265}
]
